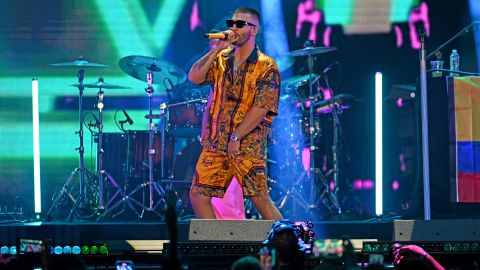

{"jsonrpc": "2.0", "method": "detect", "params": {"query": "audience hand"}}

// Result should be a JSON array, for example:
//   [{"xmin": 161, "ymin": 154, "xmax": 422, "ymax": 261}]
[{"xmin": 393, "ymin": 244, "xmax": 445, "ymax": 270}]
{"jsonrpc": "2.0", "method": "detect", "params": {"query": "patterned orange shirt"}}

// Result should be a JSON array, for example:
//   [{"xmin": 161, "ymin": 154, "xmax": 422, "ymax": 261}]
[{"xmin": 201, "ymin": 47, "xmax": 281, "ymax": 158}]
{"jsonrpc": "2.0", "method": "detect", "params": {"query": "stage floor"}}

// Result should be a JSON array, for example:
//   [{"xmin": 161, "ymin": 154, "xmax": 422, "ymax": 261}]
[
  {"xmin": 3, "ymin": 218, "xmax": 480, "ymax": 269},
  {"xmin": 0, "ymin": 219, "xmax": 394, "ymax": 246}
]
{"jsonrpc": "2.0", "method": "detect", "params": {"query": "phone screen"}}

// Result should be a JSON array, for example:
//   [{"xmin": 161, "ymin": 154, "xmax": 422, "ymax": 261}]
[
  {"xmin": 312, "ymin": 239, "xmax": 344, "ymax": 259},
  {"xmin": 18, "ymin": 238, "xmax": 43, "ymax": 254},
  {"xmin": 116, "ymin": 260, "xmax": 134, "ymax": 270}
]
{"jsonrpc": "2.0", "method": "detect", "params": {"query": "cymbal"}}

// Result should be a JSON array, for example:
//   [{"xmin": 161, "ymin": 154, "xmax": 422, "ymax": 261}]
[
  {"xmin": 50, "ymin": 56, "xmax": 109, "ymax": 67},
  {"xmin": 287, "ymin": 47, "xmax": 337, "ymax": 57},
  {"xmin": 119, "ymin": 55, "xmax": 186, "ymax": 86},
  {"xmin": 71, "ymin": 78, "xmax": 130, "ymax": 89},
  {"xmin": 283, "ymin": 74, "xmax": 314, "ymax": 89}
]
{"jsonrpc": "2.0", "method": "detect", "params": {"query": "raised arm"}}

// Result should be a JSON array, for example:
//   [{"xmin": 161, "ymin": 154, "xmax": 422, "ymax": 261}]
[
  {"xmin": 188, "ymin": 48, "xmax": 220, "ymax": 85},
  {"xmin": 188, "ymin": 31, "xmax": 236, "ymax": 84}
]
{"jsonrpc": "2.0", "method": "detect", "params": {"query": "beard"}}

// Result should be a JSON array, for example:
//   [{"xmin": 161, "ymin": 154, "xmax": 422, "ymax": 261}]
[{"xmin": 231, "ymin": 30, "xmax": 252, "ymax": 46}]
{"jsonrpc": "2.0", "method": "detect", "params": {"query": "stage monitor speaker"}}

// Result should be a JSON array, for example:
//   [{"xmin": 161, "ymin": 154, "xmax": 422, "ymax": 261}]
[
  {"xmin": 188, "ymin": 219, "xmax": 274, "ymax": 242},
  {"xmin": 394, "ymin": 219, "xmax": 480, "ymax": 241}
]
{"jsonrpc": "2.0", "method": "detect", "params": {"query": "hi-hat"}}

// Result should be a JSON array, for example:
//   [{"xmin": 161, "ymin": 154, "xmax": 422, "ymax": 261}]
[
  {"xmin": 119, "ymin": 55, "xmax": 186, "ymax": 85},
  {"xmin": 281, "ymin": 74, "xmax": 319, "ymax": 100},
  {"xmin": 283, "ymin": 74, "xmax": 314, "ymax": 88},
  {"xmin": 288, "ymin": 47, "xmax": 337, "ymax": 57},
  {"xmin": 50, "ymin": 56, "xmax": 109, "ymax": 67},
  {"xmin": 71, "ymin": 78, "xmax": 130, "ymax": 89}
]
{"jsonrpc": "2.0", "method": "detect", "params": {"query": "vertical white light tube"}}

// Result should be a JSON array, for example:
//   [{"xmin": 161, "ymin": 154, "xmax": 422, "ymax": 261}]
[
  {"xmin": 375, "ymin": 72, "xmax": 383, "ymax": 216},
  {"xmin": 32, "ymin": 79, "xmax": 41, "ymax": 217}
]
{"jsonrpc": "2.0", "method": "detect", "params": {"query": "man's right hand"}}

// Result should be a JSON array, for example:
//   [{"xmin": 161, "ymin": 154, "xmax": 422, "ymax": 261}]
[{"xmin": 213, "ymin": 30, "xmax": 238, "ymax": 51}]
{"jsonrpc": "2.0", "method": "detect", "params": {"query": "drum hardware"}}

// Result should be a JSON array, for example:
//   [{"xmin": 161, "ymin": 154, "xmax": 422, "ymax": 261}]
[
  {"xmin": 274, "ymin": 44, "xmax": 342, "ymax": 217},
  {"xmin": 117, "ymin": 109, "xmax": 134, "ymax": 133},
  {"xmin": 66, "ymin": 77, "xmax": 136, "ymax": 221},
  {"xmin": 118, "ymin": 55, "xmax": 185, "ymax": 183},
  {"xmin": 314, "ymin": 74, "xmax": 352, "ymax": 215},
  {"xmin": 118, "ymin": 55, "xmax": 186, "ymax": 86},
  {"xmin": 98, "ymin": 56, "xmax": 181, "ymax": 220},
  {"xmin": 166, "ymin": 98, "xmax": 208, "ymax": 138},
  {"xmin": 100, "ymin": 131, "xmax": 176, "ymax": 219},
  {"xmin": 286, "ymin": 46, "xmax": 337, "ymax": 57},
  {"xmin": 102, "ymin": 131, "xmax": 173, "ymax": 182},
  {"xmin": 184, "ymin": 85, "xmax": 211, "ymax": 100},
  {"xmin": 49, "ymin": 55, "xmax": 110, "ymax": 68},
  {"xmin": 45, "ymin": 57, "xmax": 108, "ymax": 222},
  {"xmin": 312, "ymin": 94, "xmax": 353, "ymax": 114},
  {"xmin": 281, "ymin": 74, "xmax": 315, "ymax": 100}
]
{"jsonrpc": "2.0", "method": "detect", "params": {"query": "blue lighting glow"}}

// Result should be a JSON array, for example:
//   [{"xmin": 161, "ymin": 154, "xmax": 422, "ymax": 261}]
[
  {"xmin": 72, "ymin": 246, "xmax": 81, "ymax": 255},
  {"xmin": 63, "ymin": 246, "xmax": 72, "ymax": 254},
  {"xmin": 54, "ymin": 246, "xmax": 63, "ymax": 255},
  {"xmin": 261, "ymin": 0, "xmax": 292, "ymax": 73},
  {"xmin": 469, "ymin": 0, "xmax": 480, "ymax": 71},
  {"xmin": 0, "ymin": 246, "xmax": 9, "ymax": 254}
]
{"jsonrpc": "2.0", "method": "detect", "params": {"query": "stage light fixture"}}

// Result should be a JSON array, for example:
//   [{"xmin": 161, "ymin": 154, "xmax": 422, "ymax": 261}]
[
  {"xmin": 90, "ymin": 245, "xmax": 98, "ymax": 255},
  {"xmin": 53, "ymin": 246, "xmax": 63, "ymax": 255},
  {"xmin": 0, "ymin": 246, "xmax": 9, "ymax": 254},
  {"xmin": 74, "ymin": 244, "xmax": 108, "ymax": 255},
  {"xmin": 72, "ymin": 245, "xmax": 81, "ymax": 255},
  {"xmin": 81, "ymin": 245, "xmax": 90, "ymax": 255},
  {"xmin": 62, "ymin": 245, "xmax": 72, "ymax": 254},
  {"xmin": 375, "ymin": 72, "xmax": 383, "ymax": 216},
  {"xmin": 99, "ymin": 245, "xmax": 109, "ymax": 255},
  {"xmin": 32, "ymin": 79, "xmax": 41, "ymax": 218}
]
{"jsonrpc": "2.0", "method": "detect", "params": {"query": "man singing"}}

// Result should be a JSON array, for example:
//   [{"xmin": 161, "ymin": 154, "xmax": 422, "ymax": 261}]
[{"xmin": 188, "ymin": 7, "xmax": 283, "ymax": 221}]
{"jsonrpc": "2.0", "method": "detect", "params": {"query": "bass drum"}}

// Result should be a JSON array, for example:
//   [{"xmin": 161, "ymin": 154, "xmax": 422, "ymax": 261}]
[
  {"xmin": 103, "ymin": 131, "xmax": 174, "ymax": 183},
  {"xmin": 100, "ymin": 133, "xmax": 130, "ymax": 191},
  {"xmin": 171, "ymin": 140, "xmax": 203, "ymax": 181},
  {"xmin": 167, "ymin": 100, "xmax": 206, "ymax": 138}
]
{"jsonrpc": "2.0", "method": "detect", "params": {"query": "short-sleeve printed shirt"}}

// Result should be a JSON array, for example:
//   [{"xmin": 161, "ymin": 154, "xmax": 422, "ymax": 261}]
[{"xmin": 201, "ymin": 47, "xmax": 281, "ymax": 158}]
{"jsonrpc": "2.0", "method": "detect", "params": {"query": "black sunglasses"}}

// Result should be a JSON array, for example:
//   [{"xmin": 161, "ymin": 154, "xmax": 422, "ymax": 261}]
[{"xmin": 226, "ymin": 19, "xmax": 257, "ymax": 28}]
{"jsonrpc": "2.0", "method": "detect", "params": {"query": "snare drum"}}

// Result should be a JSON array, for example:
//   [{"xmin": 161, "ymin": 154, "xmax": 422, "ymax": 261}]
[{"xmin": 167, "ymin": 99, "xmax": 206, "ymax": 138}]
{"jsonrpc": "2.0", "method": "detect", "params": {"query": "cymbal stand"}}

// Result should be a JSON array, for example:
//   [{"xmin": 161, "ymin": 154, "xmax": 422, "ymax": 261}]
[
  {"xmin": 276, "ymin": 50, "xmax": 341, "ymax": 218},
  {"xmin": 97, "ymin": 71, "xmax": 167, "ymax": 221},
  {"xmin": 319, "ymin": 73, "xmax": 342, "ymax": 215},
  {"xmin": 146, "ymin": 71, "xmax": 167, "ymax": 211},
  {"xmin": 46, "ymin": 69, "xmax": 95, "ymax": 221},
  {"xmin": 97, "ymin": 86, "xmax": 106, "ymax": 210},
  {"xmin": 68, "ymin": 79, "xmax": 139, "ymax": 221},
  {"xmin": 277, "ymin": 50, "xmax": 341, "ymax": 217},
  {"xmin": 77, "ymin": 70, "xmax": 87, "ymax": 196},
  {"xmin": 302, "ymin": 50, "xmax": 341, "ymax": 214}
]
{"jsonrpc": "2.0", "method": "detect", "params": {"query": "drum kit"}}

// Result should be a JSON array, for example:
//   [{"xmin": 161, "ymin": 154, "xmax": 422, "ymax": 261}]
[
  {"xmin": 45, "ymin": 43, "xmax": 353, "ymax": 221},
  {"xmin": 45, "ymin": 55, "xmax": 206, "ymax": 221},
  {"xmin": 268, "ymin": 45, "xmax": 355, "ymax": 218}
]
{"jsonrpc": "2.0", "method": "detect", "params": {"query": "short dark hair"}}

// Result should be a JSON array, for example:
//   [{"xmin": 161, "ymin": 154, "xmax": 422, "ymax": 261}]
[
  {"xmin": 234, "ymin": 7, "xmax": 261, "ymax": 24},
  {"xmin": 231, "ymin": 256, "xmax": 262, "ymax": 270}
]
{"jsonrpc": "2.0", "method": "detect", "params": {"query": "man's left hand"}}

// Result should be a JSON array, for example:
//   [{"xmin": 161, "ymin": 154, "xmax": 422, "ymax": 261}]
[{"xmin": 228, "ymin": 140, "xmax": 241, "ymax": 159}]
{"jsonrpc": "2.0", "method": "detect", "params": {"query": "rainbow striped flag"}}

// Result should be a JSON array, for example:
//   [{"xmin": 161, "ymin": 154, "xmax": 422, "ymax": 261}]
[{"xmin": 453, "ymin": 76, "xmax": 480, "ymax": 202}]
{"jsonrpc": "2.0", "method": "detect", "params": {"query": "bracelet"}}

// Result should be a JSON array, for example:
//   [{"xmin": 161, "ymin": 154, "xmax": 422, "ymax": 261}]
[
  {"xmin": 420, "ymin": 251, "xmax": 428, "ymax": 260},
  {"xmin": 230, "ymin": 133, "xmax": 240, "ymax": 142}
]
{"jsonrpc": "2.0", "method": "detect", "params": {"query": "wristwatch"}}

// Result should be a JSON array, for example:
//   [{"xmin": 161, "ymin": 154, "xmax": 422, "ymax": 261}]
[{"xmin": 230, "ymin": 133, "xmax": 240, "ymax": 142}]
